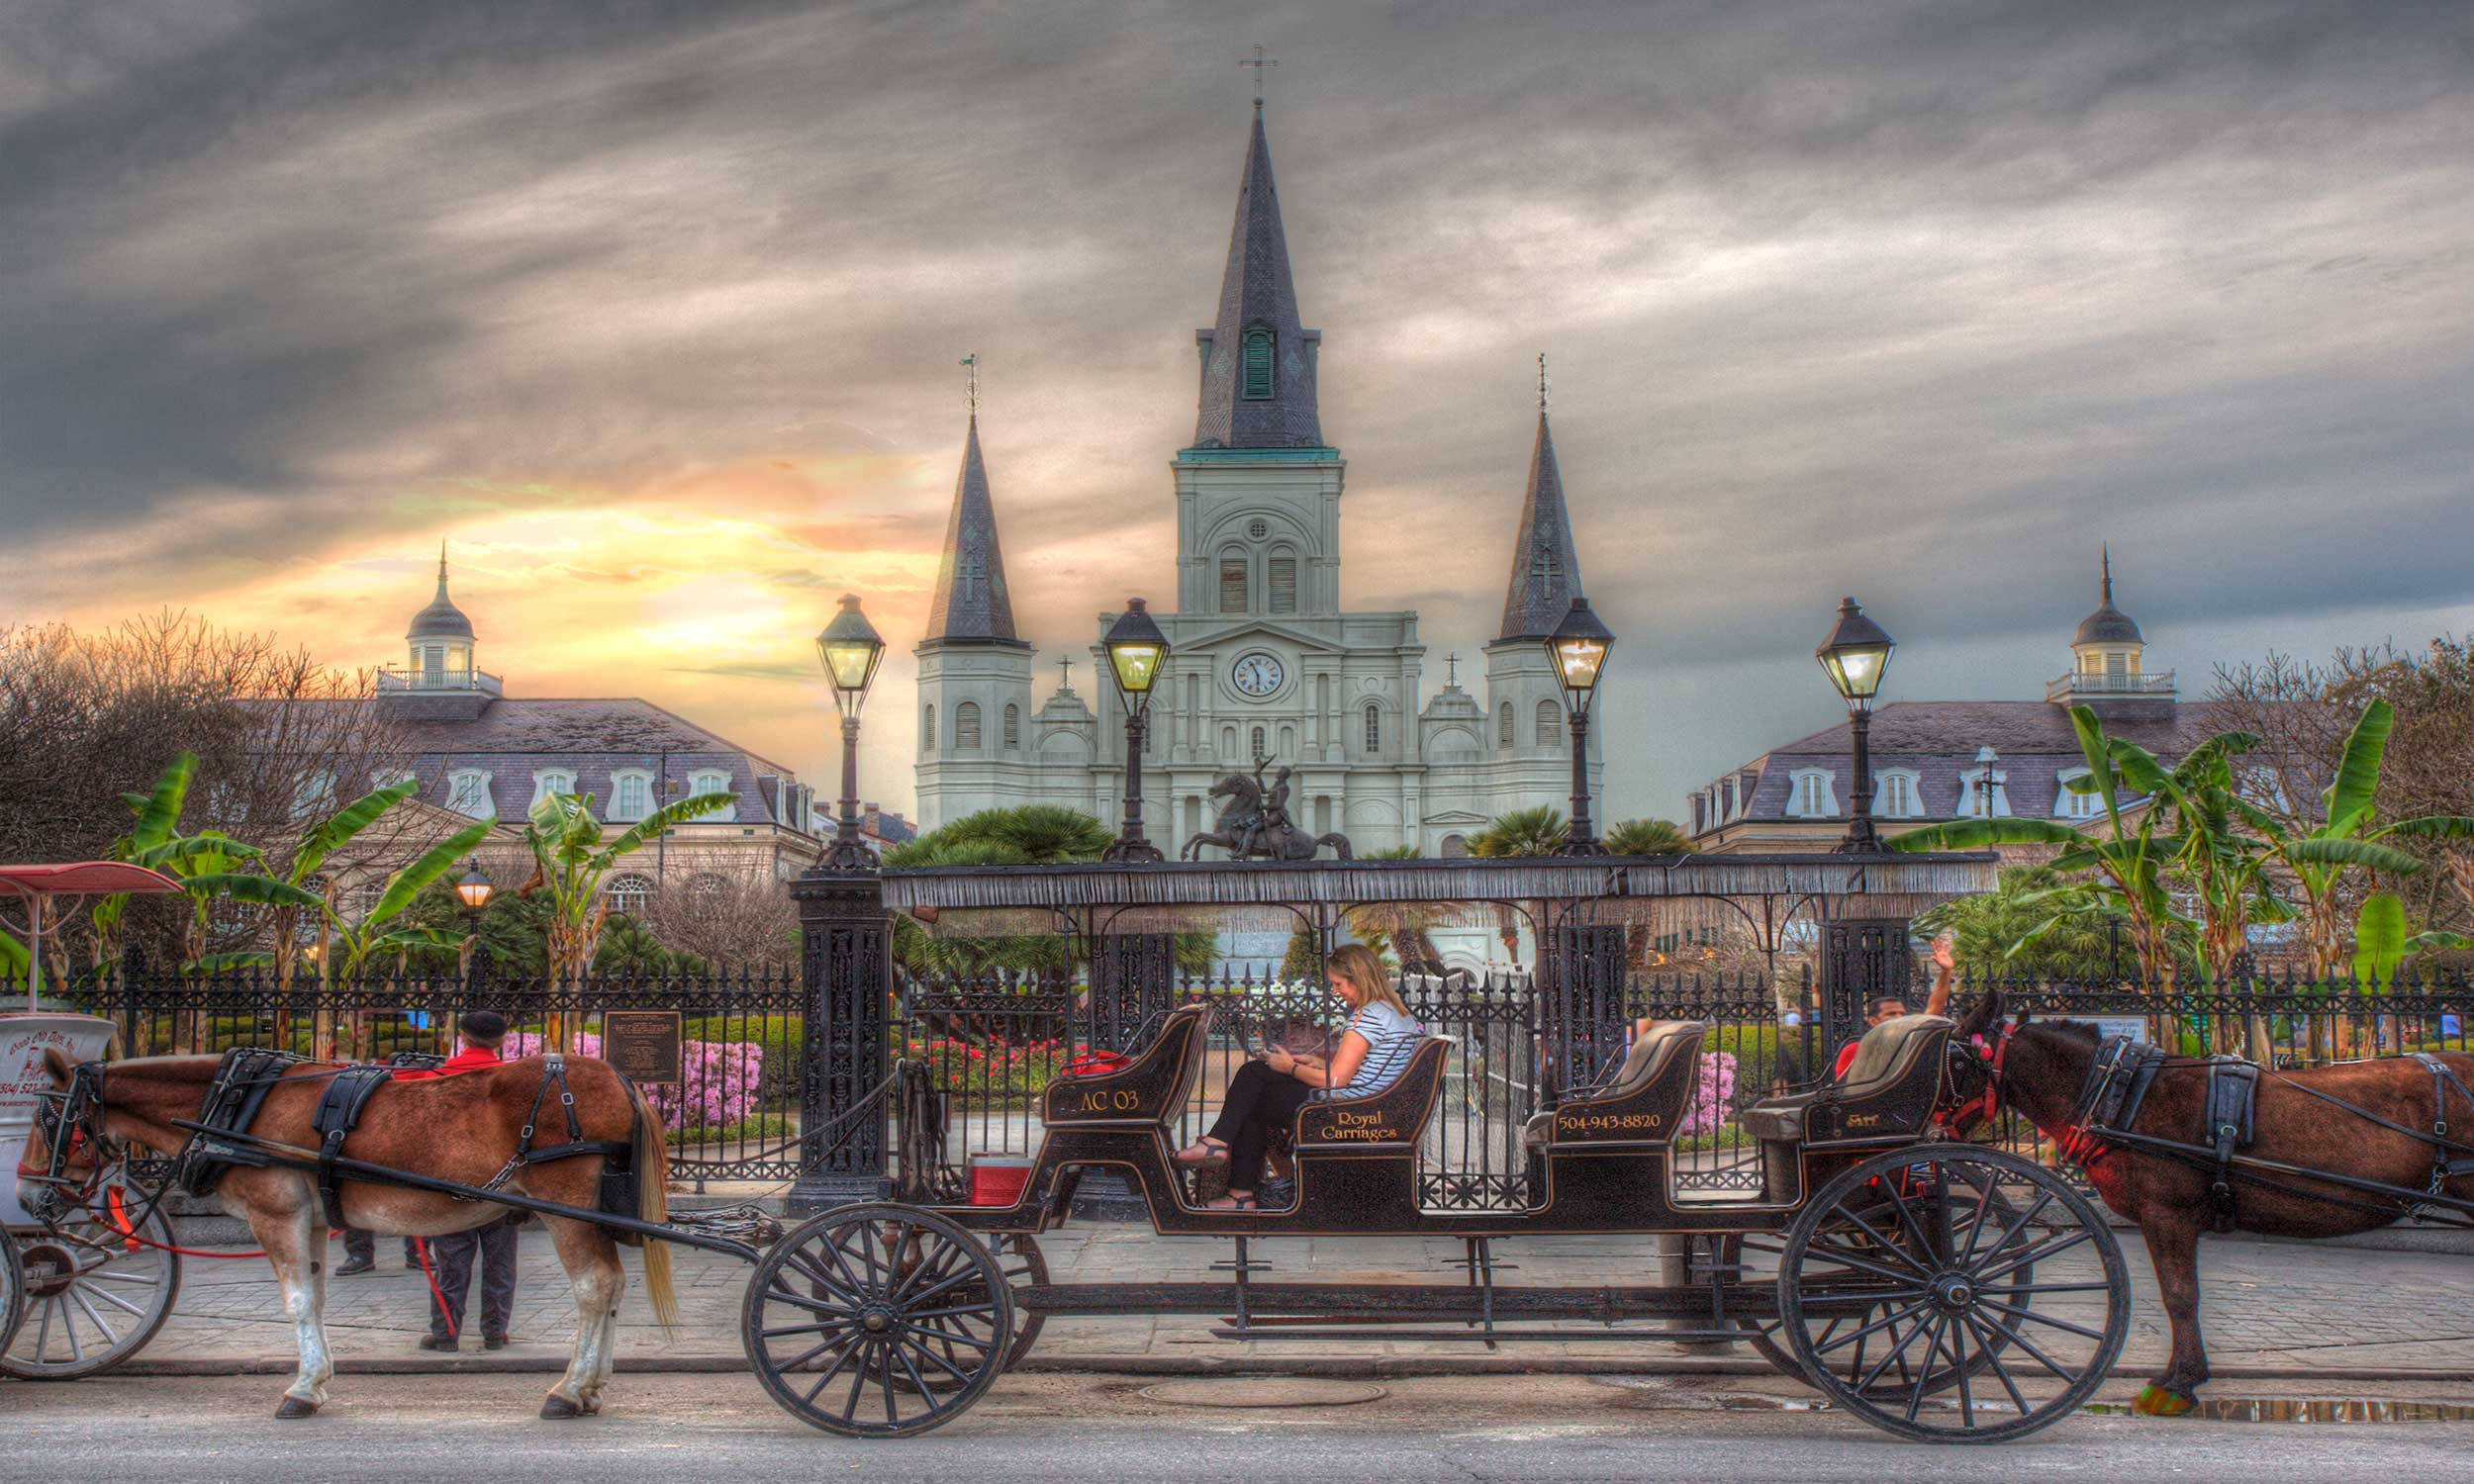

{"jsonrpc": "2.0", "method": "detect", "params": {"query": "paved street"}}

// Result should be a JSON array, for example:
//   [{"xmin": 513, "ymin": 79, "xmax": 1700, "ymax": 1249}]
[
  {"xmin": 9, "ymin": 1371, "xmax": 2474, "ymax": 1483},
  {"xmin": 130, "ymin": 1221, "xmax": 2474, "ymax": 1377}
]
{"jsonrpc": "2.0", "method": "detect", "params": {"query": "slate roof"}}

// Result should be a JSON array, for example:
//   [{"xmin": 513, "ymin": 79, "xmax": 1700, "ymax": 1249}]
[
  {"xmin": 1496, "ymin": 410, "xmax": 1586, "ymax": 641},
  {"xmin": 1707, "ymin": 700, "xmax": 2222, "ymax": 828},
  {"xmin": 922, "ymin": 415, "xmax": 1024, "ymax": 645},
  {"xmin": 370, "ymin": 696, "xmax": 809, "ymax": 828},
  {"xmin": 1191, "ymin": 106, "xmax": 1322, "ymax": 450}
]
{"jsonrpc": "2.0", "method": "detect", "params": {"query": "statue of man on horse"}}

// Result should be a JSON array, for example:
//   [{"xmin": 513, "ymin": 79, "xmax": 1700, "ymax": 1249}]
[{"xmin": 1182, "ymin": 756, "xmax": 1352, "ymax": 862}]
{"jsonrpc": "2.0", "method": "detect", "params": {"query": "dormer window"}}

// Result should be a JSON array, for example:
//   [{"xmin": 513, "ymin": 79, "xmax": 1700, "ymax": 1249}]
[
  {"xmin": 1874, "ymin": 769, "xmax": 1924, "ymax": 819},
  {"xmin": 610, "ymin": 769, "xmax": 654, "ymax": 821},
  {"xmin": 1242, "ymin": 325, "xmax": 1276, "ymax": 400},
  {"xmin": 1955, "ymin": 749, "xmax": 2011, "ymax": 818},
  {"xmin": 1785, "ymin": 768, "xmax": 1839, "ymax": 819},
  {"xmin": 2053, "ymin": 767, "xmax": 2104, "ymax": 820},
  {"xmin": 530, "ymin": 769, "xmax": 577, "ymax": 812},
  {"xmin": 445, "ymin": 769, "xmax": 495, "ymax": 819},
  {"xmin": 688, "ymin": 769, "xmax": 736, "ymax": 821}
]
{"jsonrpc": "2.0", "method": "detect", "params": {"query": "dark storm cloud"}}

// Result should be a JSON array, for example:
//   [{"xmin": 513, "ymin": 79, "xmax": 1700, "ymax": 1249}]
[{"xmin": 4, "ymin": 0, "xmax": 2471, "ymax": 813}]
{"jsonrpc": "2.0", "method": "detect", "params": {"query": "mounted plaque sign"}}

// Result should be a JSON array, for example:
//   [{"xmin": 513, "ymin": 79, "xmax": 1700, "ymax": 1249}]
[{"xmin": 600, "ymin": 1010, "xmax": 684, "ymax": 1085}]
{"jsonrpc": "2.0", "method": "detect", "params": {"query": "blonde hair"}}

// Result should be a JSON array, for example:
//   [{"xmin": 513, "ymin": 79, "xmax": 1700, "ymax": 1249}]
[{"xmin": 1325, "ymin": 944, "xmax": 1408, "ymax": 1017}]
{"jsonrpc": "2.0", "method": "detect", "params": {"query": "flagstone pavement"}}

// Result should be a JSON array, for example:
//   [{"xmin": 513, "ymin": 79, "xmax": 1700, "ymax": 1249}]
[{"xmin": 119, "ymin": 1221, "xmax": 2474, "ymax": 1378}]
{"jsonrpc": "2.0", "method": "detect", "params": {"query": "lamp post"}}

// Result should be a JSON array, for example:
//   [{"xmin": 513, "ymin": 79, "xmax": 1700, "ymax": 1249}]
[
  {"xmin": 1100, "ymin": 598, "xmax": 1170, "ymax": 864},
  {"xmin": 453, "ymin": 858, "xmax": 495, "ymax": 922},
  {"xmin": 1547, "ymin": 597, "xmax": 1615, "ymax": 856},
  {"xmin": 1816, "ymin": 596, "xmax": 1896, "ymax": 854},
  {"xmin": 814, "ymin": 593, "xmax": 887, "ymax": 871}
]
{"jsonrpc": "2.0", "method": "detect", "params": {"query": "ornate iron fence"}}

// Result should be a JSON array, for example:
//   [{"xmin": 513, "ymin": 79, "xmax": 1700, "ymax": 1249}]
[{"xmin": 70, "ymin": 957, "xmax": 810, "ymax": 1185}]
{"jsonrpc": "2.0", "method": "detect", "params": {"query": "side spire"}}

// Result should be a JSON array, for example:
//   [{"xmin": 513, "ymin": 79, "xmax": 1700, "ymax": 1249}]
[
  {"xmin": 1192, "ymin": 104, "xmax": 1322, "ymax": 450},
  {"xmin": 923, "ymin": 383, "xmax": 1024, "ymax": 646},
  {"xmin": 2101, "ymin": 542, "xmax": 2114, "ymax": 604},
  {"xmin": 1496, "ymin": 388, "xmax": 1584, "ymax": 642}
]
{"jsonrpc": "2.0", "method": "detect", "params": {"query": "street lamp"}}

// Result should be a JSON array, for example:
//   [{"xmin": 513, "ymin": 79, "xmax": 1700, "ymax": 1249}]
[
  {"xmin": 1816, "ymin": 597, "xmax": 1896, "ymax": 853},
  {"xmin": 1546, "ymin": 598, "xmax": 1615, "ymax": 856},
  {"xmin": 814, "ymin": 593, "xmax": 887, "ymax": 870},
  {"xmin": 453, "ymin": 858, "xmax": 495, "ymax": 916},
  {"xmin": 1100, "ymin": 598, "xmax": 1170, "ymax": 864}
]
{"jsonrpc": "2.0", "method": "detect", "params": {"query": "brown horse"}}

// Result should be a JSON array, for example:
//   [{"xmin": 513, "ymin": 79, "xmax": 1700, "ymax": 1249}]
[
  {"xmin": 17, "ymin": 1050, "xmax": 679, "ymax": 1419},
  {"xmin": 1952, "ymin": 991, "xmax": 2474, "ymax": 1414}
]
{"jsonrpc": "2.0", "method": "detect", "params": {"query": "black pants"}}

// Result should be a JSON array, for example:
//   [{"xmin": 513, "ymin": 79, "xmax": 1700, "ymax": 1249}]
[
  {"xmin": 425, "ymin": 1217, "xmax": 520, "ymax": 1342},
  {"xmin": 1207, "ymin": 1060, "xmax": 1314, "ymax": 1191},
  {"xmin": 342, "ymin": 1228, "xmax": 422, "ymax": 1267}
]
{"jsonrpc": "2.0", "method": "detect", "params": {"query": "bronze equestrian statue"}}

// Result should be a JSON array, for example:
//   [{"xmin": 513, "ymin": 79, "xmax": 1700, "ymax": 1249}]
[{"xmin": 1181, "ymin": 762, "xmax": 1352, "ymax": 861}]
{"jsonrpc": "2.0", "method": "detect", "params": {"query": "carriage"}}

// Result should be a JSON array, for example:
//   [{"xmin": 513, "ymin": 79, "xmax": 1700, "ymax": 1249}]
[{"xmin": 11, "ymin": 994, "xmax": 2133, "ymax": 1445}]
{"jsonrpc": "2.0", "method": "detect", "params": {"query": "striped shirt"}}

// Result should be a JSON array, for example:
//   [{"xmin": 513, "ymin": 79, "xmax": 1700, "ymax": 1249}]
[{"xmin": 1314, "ymin": 1002, "xmax": 1426, "ymax": 1101}]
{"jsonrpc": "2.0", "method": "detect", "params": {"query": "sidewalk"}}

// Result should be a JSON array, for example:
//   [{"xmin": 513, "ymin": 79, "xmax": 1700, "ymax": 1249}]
[{"xmin": 122, "ymin": 1221, "xmax": 2474, "ymax": 1380}]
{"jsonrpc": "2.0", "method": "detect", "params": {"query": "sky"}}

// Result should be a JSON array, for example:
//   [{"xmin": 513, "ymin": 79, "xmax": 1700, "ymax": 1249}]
[{"xmin": 4, "ymin": 1, "xmax": 2471, "ymax": 823}]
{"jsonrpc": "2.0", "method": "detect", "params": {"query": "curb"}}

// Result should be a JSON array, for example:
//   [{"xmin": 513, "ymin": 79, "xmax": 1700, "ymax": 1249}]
[{"xmin": 112, "ymin": 1353, "xmax": 2474, "ymax": 1383}]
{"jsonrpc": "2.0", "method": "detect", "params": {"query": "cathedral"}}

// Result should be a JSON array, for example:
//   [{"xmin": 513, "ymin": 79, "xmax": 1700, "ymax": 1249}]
[{"xmin": 913, "ymin": 103, "xmax": 1606, "ymax": 858}]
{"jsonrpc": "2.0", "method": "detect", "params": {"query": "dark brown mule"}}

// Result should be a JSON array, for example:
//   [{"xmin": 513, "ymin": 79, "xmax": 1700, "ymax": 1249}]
[
  {"xmin": 19, "ymin": 1050, "xmax": 679, "ymax": 1419},
  {"xmin": 1953, "ymin": 991, "xmax": 2474, "ymax": 1415}
]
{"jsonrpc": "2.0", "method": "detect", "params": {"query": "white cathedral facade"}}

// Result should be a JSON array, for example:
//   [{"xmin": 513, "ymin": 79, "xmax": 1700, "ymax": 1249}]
[{"xmin": 913, "ymin": 104, "xmax": 1607, "ymax": 860}]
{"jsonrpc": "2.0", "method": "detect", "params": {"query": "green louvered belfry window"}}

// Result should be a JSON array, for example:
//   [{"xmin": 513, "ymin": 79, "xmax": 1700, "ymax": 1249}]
[{"xmin": 1242, "ymin": 327, "xmax": 1276, "ymax": 400}]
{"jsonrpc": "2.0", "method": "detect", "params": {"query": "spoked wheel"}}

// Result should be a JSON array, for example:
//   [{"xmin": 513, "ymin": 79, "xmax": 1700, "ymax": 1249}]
[
  {"xmin": 890, "ymin": 1230, "xmax": 1048, "ymax": 1392},
  {"xmin": 1777, "ymin": 1145, "xmax": 2128, "ymax": 1443},
  {"xmin": 5, "ymin": 1180, "xmax": 183, "ymax": 1380},
  {"xmin": 0, "ymin": 1235, "xmax": 22, "ymax": 1360},
  {"xmin": 742, "ymin": 1202, "xmax": 1012, "ymax": 1438}
]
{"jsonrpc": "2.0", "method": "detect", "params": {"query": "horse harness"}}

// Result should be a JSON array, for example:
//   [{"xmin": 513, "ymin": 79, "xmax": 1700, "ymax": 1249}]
[
  {"xmin": 2065, "ymin": 1037, "xmax": 2259, "ymax": 1232},
  {"xmin": 169, "ymin": 1047, "xmax": 629, "ymax": 1230}
]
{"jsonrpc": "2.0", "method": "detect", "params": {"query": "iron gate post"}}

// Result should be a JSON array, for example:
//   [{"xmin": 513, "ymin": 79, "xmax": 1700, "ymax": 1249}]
[
  {"xmin": 1540, "ymin": 921, "xmax": 1629, "ymax": 1108},
  {"xmin": 790, "ymin": 867, "xmax": 893, "ymax": 1215},
  {"xmin": 1076, "ymin": 931, "xmax": 1179, "ymax": 1219},
  {"xmin": 1821, "ymin": 917, "xmax": 1914, "ymax": 1051}
]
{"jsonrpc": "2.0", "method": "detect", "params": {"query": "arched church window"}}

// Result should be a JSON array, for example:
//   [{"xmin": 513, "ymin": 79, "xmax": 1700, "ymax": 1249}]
[
  {"xmin": 1498, "ymin": 702, "xmax": 1515, "ymax": 748},
  {"xmin": 921, "ymin": 705, "xmax": 935, "ymax": 751},
  {"xmin": 1537, "ymin": 699, "xmax": 1564, "ymax": 748},
  {"xmin": 1268, "ymin": 550, "xmax": 1297, "ymax": 613},
  {"xmin": 955, "ymin": 701, "xmax": 982, "ymax": 750},
  {"xmin": 1364, "ymin": 704, "xmax": 1381, "ymax": 754},
  {"xmin": 1002, "ymin": 704, "xmax": 1020, "ymax": 748},
  {"xmin": 1219, "ymin": 551, "xmax": 1249, "ymax": 614},
  {"xmin": 1242, "ymin": 325, "xmax": 1276, "ymax": 400}
]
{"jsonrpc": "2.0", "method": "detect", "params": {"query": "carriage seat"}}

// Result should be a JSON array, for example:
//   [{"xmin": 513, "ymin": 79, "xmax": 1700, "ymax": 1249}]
[
  {"xmin": 1040, "ymin": 1001, "xmax": 1212, "ymax": 1128},
  {"xmin": 1740, "ymin": 1014, "xmax": 1955, "ymax": 1143},
  {"xmin": 1292, "ymin": 1036, "xmax": 1455, "ymax": 1151},
  {"xmin": 1520, "ymin": 1020, "xmax": 1709, "ymax": 1150}
]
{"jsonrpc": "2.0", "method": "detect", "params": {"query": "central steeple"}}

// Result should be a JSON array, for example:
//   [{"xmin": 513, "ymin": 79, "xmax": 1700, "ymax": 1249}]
[
  {"xmin": 1495, "ymin": 400, "xmax": 1585, "ymax": 641},
  {"xmin": 1192, "ymin": 105, "xmax": 1323, "ymax": 450}
]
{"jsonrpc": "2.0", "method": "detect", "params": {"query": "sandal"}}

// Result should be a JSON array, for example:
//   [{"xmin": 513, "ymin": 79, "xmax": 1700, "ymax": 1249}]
[
  {"xmin": 1173, "ymin": 1138, "xmax": 1229, "ymax": 1164},
  {"xmin": 1202, "ymin": 1193, "xmax": 1258, "ymax": 1211}
]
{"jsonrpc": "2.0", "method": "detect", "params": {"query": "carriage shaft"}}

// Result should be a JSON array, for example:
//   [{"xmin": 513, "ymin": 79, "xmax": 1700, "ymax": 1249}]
[{"xmin": 1015, "ymin": 1280, "xmax": 1803, "ymax": 1322}]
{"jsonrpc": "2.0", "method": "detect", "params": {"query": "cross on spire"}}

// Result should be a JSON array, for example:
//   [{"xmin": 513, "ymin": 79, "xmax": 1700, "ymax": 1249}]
[
  {"xmin": 962, "ymin": 353, "xmax": 979, "ymax": 417},
  {"xmin": 1240, "ymin": 45, "xmax": 1277, "ymax": 108},
  {"xmin": 1538, "ymin": 351, "xmax": 1549, "ymax": 413},
  {"xmin": 1445, "ymin": 652, "xmax": 1460, "ymax": 688},
  {"xmin": 1059, "ymin": 655, "xmax": 1075, "ymax": 693}
]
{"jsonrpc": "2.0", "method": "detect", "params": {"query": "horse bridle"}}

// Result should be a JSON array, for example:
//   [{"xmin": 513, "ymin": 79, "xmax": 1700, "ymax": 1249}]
[
  {"xmin": 17, "ymin": 1059, "xmax": 115, "ymax": 1227},
  {"xmin": 1936, "ymin": 1019, "xmax": 2019, "ymax": 1138}
]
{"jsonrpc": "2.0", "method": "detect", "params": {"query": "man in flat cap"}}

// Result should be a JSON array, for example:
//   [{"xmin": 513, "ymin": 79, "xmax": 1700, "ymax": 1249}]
[{"xmin": 403, "ymin": 1010, "xmax": 523, "ymax": 1350}]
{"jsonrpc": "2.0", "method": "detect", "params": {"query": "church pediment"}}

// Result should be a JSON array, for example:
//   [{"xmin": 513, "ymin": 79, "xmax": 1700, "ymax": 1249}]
[{"xmin": 1174, "ymin": 618, "xmax": 1347, "ymax": 655}]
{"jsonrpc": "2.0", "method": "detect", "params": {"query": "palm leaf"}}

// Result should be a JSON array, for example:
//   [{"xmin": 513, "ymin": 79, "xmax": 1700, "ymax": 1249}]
[
  {"xmin": 2375, "ymin": 815, "xmax": 2474, "ymax": 844},
  {"xmin": 129, "ymin": 752, "xmax": 197, "ymax": 851},
  {"xmin": 184, "ymin": 951, "xmax": 277, "ymax": 974},
  {"xmin": 370, "ymin": 821, "xmax": 496, "ymax": 927},
  {"xmin": 2323, "ymin": 698, "xmax": 2394, "ymax": 830},
  {"xmin": 2068, "ymin": 705, "xmax": 2121, "ymax": 827},
  {"xmin": 178, "ymin": 875, "xmax": 327, "ymax": 911},
  {"xmin": 1888, "ymin": 817, "xmax": 2088, "ymax": 852},
  {"xmin": 2352, "ymin": 890, "xmax": 2409, "ymax": 988},
  {"xmin": 296, "ymin": 779, "xmax": 420, "ymax": 879},
  {"xmin": 591, "ymin": 791, "xmax": 738, "ymax": 870},
  {"xmin": 2406, "ymin": 931, "xmax": 2474, "ymax": 953},
  {"xmin": 2286, "ymin": 837, "xmax": 2425, "ymax": 875}
]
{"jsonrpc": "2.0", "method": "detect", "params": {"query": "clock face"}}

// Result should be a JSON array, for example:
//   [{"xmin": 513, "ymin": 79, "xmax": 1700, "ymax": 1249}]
[{"xmin": 1230, "ymin": 652, "xmax": 1285, "ymax": 698}]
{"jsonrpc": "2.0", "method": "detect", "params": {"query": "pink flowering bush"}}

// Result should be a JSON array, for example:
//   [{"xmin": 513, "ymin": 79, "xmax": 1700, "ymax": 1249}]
[
  {"xmin": 1677, "ymin": 1049, "xmax": 1738, "ymax": 1138},
  {"xmin": 510, "ymin": 1030, "xmax": 765, "ymax": 1133}
]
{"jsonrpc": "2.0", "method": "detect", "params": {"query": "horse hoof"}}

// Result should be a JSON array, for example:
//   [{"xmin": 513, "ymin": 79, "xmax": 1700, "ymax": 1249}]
[
  {"xmin": 274, "ymin": 1397, "xmax": 319, "ymax": 1420},
  {"xmin": 2133, "ymin": 1383, "xmax": 2198, "ymax": 1417},
  {"xmin": 540, "ymin": 1396, "xmax": 584, "ymax": 1420}
]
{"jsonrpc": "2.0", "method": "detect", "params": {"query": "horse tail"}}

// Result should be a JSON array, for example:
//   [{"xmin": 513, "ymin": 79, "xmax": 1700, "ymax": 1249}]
[
  {"xmin": 1318, "ymin": 834, "xmax": 1353, "ymax": 860},
  {"xmin": 629, "ymin": 1084, "xmax": 682, "ymax": 1337}
]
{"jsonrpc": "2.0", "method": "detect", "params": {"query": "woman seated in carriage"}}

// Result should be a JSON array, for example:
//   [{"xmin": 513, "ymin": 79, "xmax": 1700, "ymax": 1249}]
[{"xmin": 1173, "ymin": 944, "xmax": 1426, "ymax": 1210}]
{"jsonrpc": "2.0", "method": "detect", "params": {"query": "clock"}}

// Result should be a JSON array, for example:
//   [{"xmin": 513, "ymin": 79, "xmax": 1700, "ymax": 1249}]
[{"xmin": 1230, "ymin": 652, "xmax": 1285, "ymax": 698}]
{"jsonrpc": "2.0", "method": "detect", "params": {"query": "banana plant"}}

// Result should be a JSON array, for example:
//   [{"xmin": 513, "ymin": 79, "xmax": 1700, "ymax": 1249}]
[
  {"xmin": 520, "ymin": 789, "xmax": 737, "ymax": 985},
  {"xmin": 1893, "ymin": 705, "xmax": 2198, "ymax": 988},
  {"xmin": 191, "ymin": 778, "xmax": 427, "ymax": 986},
  {"xmin": 321, "ymin": 820, "xmax": 494, "ymax": 977},
  {"xmin": 2225, "ymin": 700, "xmax": 2474, "ymax": 981}
]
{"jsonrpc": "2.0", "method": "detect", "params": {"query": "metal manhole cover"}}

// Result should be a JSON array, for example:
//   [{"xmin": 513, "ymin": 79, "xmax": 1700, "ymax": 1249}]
[{"xmin": 1138, "ymin": 1379, "xmax": 1387, "ymax": 1409}]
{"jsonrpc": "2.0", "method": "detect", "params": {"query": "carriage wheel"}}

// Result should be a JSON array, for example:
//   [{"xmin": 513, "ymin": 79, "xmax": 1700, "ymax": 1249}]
[
  {"xmin": 742, "ymin": 1202, "xmax": 1011, "ymax": 1438},
  {"xmin": 1777, "ymin": 1146, "xmax": 2128, "ymax": 1443},
  {"xmin": 0, "ymin": 1235, "xmax": 22, "ymax": 1360},
  {"xmin": 5, "ymin": 1179, "xmax": 183, "ymax": 1381},
  {"xmin": 887, "ymin": 1230, "xmax": 1048, "ymax": 1392}
]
